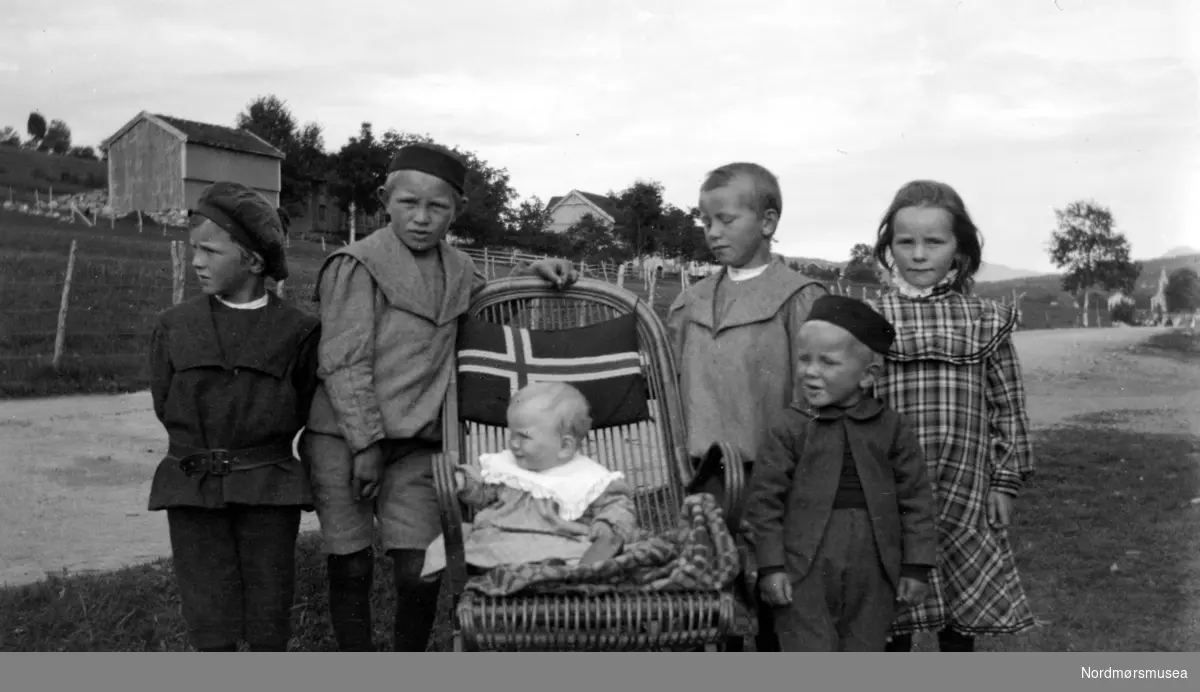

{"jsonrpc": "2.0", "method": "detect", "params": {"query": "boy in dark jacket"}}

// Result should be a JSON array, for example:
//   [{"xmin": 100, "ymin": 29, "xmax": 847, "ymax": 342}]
[
  {"xmin": 148, "ymin": 181, "xmax": 321, "ymax": 652},
  {"xmin": 745, "ymin": 294, "xmax": 937, "ymax": 651}
]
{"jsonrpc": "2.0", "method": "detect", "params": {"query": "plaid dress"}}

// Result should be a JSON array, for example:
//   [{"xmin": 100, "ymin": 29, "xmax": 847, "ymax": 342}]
[{"xmin": 869, "ymin": 283, "xmax": 1036, "ymax": 637}]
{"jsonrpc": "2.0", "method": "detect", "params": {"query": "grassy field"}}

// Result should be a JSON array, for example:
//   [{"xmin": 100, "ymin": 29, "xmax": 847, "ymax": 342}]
[
  {"xmin": 0, "ymin": 148, "xmax": 107, "ymax": 203},
  {"xmin": 1, "ymin": 209, "xmax": 1175, "ymax": 397},
  {"xmin": 1, "ymin": 422, "xmax": 1194, "ymax": 651},
  {"xmin": 0, "ymin": 210, "xmax": 683, "ymax": 398}
]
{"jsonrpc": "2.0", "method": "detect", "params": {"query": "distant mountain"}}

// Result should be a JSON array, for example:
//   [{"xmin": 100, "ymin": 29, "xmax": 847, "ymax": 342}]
[
  {"xmin": 777, "ymin": 250, "xmax": 1200, "ymax": 305},
  {"xmin": 974, "ymin": 262, "xmax": 1044, "ymax": 283}
]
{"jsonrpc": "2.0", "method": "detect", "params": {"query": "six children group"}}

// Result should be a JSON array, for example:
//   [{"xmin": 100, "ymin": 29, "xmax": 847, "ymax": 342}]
[{"xmin": 148, "ymin": 142, "xmax": 1035, "ymax": 653}]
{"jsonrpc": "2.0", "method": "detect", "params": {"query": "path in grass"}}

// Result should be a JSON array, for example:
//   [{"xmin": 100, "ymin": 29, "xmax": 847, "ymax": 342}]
[{"xmin": 1, "ymin": 325, "xmax": 1198, "ymax": 650}]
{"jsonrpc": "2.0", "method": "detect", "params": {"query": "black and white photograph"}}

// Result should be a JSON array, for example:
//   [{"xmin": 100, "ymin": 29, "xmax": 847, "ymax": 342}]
[{"xmin": 0, "ymin": 0, "xmax": 1197, "ymax": 670}]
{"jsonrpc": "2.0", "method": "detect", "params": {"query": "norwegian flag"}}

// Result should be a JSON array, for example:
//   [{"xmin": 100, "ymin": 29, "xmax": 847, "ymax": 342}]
[{"xmin": 456, "ymin": 312, "xmax": 651, "ymax": 429}]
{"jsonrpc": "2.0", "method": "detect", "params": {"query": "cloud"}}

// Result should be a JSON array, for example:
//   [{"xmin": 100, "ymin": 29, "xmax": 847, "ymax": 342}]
[{"xmin": 0, "ymin": 0, "xmax": 1194, "ymax": 268}]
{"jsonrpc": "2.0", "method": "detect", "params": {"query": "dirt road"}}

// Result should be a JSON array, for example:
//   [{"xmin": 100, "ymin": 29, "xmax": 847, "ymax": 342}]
[{"xmin": 0, "ymin": 326, "xmax": 1195, "ymax": 588}]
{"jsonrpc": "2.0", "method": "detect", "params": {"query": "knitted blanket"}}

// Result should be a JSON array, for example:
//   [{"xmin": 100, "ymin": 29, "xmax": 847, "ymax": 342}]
[{"xmin": 464, "ymin": 493, "xmax": 740, "ymax": 597}]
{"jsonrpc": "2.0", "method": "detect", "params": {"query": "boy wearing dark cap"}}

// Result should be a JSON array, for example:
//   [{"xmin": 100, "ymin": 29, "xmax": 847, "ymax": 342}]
[
  {"xmin": 148, "ymin": 181, "xmax": 321, "ymax": 652},
  {"xmin": 302, "ymin": 142, "xmax": 578, "ymax": 652},
  {"xmin": 744, "ymin": 294, "xmax": 937, "ymax": 651}
]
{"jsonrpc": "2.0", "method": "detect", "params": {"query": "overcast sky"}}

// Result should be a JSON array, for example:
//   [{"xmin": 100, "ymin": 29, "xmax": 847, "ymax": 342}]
[{"xmin": 2, "ymin": 0, "xmax": 1197, "ymax": 271}]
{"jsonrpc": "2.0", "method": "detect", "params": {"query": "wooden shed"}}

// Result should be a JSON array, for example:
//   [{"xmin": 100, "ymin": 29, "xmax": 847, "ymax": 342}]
[{"xmin": 101, "ymin": 111, "xmax": 285, "ymax": 215}]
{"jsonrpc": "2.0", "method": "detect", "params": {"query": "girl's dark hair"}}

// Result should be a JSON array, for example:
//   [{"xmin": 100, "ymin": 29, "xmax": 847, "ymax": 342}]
[{"xmin": 872, "ymin": 180, "xmax": 984, "ymax": 294}]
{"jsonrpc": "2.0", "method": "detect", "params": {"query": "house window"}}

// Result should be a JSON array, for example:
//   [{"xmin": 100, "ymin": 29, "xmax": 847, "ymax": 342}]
[{"xmin": 319, "ymin": 204, "xmax": 327, "ymax": 223}]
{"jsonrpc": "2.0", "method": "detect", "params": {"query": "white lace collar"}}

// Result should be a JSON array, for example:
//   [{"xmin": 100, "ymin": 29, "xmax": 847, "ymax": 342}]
[
  {"xmin": 479, "ymin": 450, "xmax": 624, "ymax": 522},
  {"xmin": 891, "ymin": 268, "xmax": 958, "ymax": 299},
  {"xmin": 215, "ymin": 293, "xmax": 269, "ymax": 310}
]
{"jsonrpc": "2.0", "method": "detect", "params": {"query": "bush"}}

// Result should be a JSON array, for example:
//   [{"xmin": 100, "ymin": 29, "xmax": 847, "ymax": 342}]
[{"xmin": 1110, "ymin": 302, "xmax": 1137, "ymax": 325}]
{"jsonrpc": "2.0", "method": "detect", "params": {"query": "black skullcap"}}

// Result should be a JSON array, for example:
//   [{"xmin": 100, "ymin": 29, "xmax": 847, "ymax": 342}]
[
  {"xmin": 387, "ymin": 144, "xmax": 467, "ymax": 194},
  {"xmin": 192, "ymin": 181, "xmax": 289, "ymax": 281},
  {"xmin": 805, "ymin": 294, "xmax": 896, "ymax": 355}
]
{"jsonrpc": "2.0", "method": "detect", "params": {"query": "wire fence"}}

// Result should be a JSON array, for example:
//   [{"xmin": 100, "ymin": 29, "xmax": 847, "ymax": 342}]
[{"xmin": 5, "ymin": 228, "xmax": 1150, "ymax": 398}]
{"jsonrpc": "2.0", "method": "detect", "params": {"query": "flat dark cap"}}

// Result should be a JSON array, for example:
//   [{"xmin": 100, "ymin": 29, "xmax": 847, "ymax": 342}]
[
  {"xmin": 192, "ymin": 181, "xmax": 289, "ymax": 281},
  {"xmin": 805, "ymin": 294, "xmax": 896, "ymax": 355},
  {"xmin": 387, "ymin": 143, "xmax": 467, "ymax": 194}
]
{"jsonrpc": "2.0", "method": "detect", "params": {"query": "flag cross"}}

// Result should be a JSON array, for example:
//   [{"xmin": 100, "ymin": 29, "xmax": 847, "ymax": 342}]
[{"xmin": 458, "ymin": 325, "xmax": 643, "ymax": 393}]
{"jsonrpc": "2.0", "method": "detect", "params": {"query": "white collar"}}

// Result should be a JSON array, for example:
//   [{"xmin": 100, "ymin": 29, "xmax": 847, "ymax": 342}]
[
  {"xmin": 726, "ymin": 263, "xmax": 770, "ymax": 283},
  {"xmin": 891, "ymin": 268, "xmax": 958, "ymax": 299},
  {"xmin": 479, "ymin": 450, "xmax": 623, "ymax": 521},
  {"xmin": 215, "ymin": 293, "xmax": 270, "ymax": 310}
]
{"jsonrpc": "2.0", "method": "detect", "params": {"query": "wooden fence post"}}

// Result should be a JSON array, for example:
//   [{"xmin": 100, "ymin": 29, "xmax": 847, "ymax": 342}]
[
  {"xmin": 616, "ymin": 263, "xmax": 626, "ymax": 289},
  {"xmin": 680, "ymin": 266, "xmax": 690, "ymax": 290},
  {"xmin": 53, "ymin": 240, "xmax": 78, "ymax": 370},
  {"xmin": 170, "ymin": 241, "xmax": 179, "ymax": 304},
  {"xmin": 170, "ymin": 241, "xmax": 184, "ymax": 305},
  {"xmin": 137, "ymin": 210, "xmax": 143, "ymax": 234}
]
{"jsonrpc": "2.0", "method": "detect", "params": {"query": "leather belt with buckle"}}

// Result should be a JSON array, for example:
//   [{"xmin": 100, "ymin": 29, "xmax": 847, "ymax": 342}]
[{"xmin": 169, "ymin": 441, "xmax": 295, "ymax": 477}]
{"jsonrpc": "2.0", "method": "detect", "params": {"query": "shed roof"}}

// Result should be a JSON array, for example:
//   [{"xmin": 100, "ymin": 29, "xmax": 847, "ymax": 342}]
[{"xmin": 101, "ymin": 111, "xmax": 286, "ymax": 160}]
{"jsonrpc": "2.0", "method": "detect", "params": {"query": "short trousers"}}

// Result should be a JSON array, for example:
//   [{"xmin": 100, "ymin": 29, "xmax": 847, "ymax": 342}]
[{"xmin": 302, "ymin": 430, "xmax": 443, "ymax": 555}]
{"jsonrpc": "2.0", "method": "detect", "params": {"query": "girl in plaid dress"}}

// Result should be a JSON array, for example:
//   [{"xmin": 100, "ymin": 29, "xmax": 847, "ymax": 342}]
[{"xmin": 868, "ymin": 180, "xmax": 1036, "ymax": 652}]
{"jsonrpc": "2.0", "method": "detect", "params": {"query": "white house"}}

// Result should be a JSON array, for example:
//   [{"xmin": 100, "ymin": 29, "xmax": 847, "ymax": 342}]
[{"xmin": 545, "ymin": 190, "xmax": 622, "ymax": 234}]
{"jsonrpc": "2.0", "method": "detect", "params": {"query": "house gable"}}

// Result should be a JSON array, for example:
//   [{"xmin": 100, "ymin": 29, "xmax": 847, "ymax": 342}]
[{"xmin": 545, "ymin": 189, "xmax": 624, "ymax": 234}]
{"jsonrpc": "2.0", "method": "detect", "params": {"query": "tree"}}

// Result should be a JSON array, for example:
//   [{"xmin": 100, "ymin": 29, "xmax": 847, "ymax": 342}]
[
  {"xmin": 41, "ymin": 119, "xmax": 71, "ymax": 154},
  {"xmin": 654, "ymin": 205, "xmax": 712, "ymax": 262},
  {"xmin": 506, "ymin": 196, "xmax": 552, "ymax": 250},
  {"xmin": 1164, "ymin": 267, "xmax": 1200, "ymax": 313},
  {"xmin": 331, "ymin": 122, "xmax": 391, "ymax": 216},
  {"xmin": 843, "ymin": 242, "xmax": 882, "ymax": 285},
  {"xmin": 612, "ymin": 180, "xmax": 665, "ymax": 257},
  {"xmin": 849, "ymin": 243, "xmax": 873, "ymax": 266},
  {"xmin": 236, "ymin": 95, "xmax": 329, "ymax": 215},
  {"xmin": 1047, "ymin": 201, "xmax": 1142, "ymax": 327},
  {"xmin": 0, "ymin": 126, "xmax": 19, "ymax": 146},
  {"xmin": 565, "ymin": 214, "xmax": 628, "ymax": 263},
  {"xmin": 236, "ymin": 95, "xmax": 297, "ymax": 155},
  {"xmin": 68, "ymin": 146, "xmax": 97, "ymax": 160},
  {"xmin": 26, "ymin": 111, "xmax": 46, "ymax": 149}
]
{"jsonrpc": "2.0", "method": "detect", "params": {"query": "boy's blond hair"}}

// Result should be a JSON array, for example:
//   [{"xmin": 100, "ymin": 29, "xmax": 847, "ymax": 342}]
[
  {"xmin": 701, "ymin": 162, "xmax": 783, "ymax": 219},
  {"xmin": 508, "ymin": 381, "xmax": 593, "ymax": 441}
]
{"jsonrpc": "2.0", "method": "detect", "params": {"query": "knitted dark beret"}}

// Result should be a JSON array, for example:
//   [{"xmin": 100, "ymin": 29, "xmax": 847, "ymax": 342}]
[
  {"xmin": 805, "ymin": 294, "xmax": 896, "ymax": 355},
  {"xmin": 192, "ymin": 181, "xmax": 288, "ymax": 281}
]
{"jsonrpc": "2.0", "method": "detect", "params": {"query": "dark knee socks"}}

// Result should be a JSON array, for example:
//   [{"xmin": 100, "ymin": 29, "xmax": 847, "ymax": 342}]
[
  {"xmin": 937, "ymin": 628, "xmax": 975, "ymax": 652},
  {"xmin": 885, "ymin": 629, "xmax": 975, "ymax": 652},
  {"xmin": 327, "ymin": 549, "xmax": 375, "ymax": 651},
  {"xmin": 389, "ymin": 549, "xmax": 441, "ymax": 652}
]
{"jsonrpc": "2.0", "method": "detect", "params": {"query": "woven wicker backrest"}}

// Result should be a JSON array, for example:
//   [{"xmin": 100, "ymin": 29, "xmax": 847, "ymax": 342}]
[{"xmin": 448, "ymin": 277, "xmax": 690, "ymax": 534}]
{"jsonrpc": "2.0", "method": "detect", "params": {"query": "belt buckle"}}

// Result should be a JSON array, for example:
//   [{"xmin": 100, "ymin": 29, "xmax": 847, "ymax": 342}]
[{"xmin": 209, "ymin": 449, "xmax": 232, "ymax": 476}]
